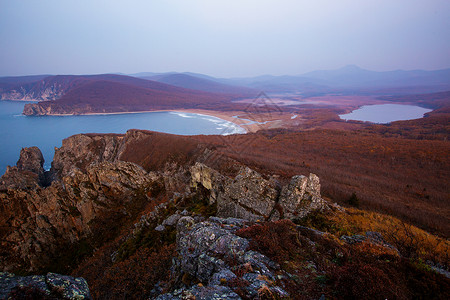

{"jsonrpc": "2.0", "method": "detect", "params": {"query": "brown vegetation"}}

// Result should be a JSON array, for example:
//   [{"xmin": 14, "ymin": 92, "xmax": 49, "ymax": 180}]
[
  {"xmin": 236, "ymin": 217, "xmax": 450, "ymax": 299},
  {"xmin": 194, "ymin": 129, "xmax": 450, "ymax": 237}
]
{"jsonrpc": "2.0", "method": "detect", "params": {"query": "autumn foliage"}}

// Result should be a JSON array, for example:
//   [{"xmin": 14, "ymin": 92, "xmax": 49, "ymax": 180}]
[{"xmin": 236, "ymin": 217, "xmax": 450, "ymax": 299}]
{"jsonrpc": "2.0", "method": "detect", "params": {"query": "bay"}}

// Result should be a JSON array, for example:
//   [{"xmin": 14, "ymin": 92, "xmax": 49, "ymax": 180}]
[{"xmin": 0, "ymin": 101, "xmax": 244, "ymax": 174}]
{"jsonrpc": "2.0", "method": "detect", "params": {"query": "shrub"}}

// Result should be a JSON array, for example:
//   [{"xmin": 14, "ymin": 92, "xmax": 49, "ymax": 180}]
[
  {"xmin": 347, "ymin": 192, "xmax": 360, "ymax": 207},
  {"xmin": 236, "ymin": 219, "xmax": 300, "ymax": 263}
]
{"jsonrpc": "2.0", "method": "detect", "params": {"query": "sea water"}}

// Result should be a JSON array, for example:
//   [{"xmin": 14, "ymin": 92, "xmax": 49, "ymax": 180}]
[
  {"xmin": 339, "ymin": 104, "xmax": 432, "ymax": 124},
  {"xmin": 0, "ymin": 101, "xmax": 245, "ymax": 174}
]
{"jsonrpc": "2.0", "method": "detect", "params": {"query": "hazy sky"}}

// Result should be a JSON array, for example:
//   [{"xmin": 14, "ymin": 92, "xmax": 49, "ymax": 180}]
[{"xmin": 1, "ymin": 0, "xmax": 449, "ymax": 77}]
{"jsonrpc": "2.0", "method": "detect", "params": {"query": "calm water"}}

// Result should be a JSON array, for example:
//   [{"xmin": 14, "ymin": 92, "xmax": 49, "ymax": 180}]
[
  {"xmin": 339, "ymin": 104, "xmax": 432, "ymax": 124},
  {"xmin": 0, "ymin": 101, "xmax": 245, "ymax": 174}
]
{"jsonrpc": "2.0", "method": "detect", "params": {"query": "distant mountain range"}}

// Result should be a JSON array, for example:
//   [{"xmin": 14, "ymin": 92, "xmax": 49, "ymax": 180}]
[
  {"xmin": 1, "ymin": 66, "xmax": 449, "ymax": 115},
  {"xmin": 215, "ymin": 65, "xmax": 450, "ymax": 94},
  {"xmin": 130, "ymin": 65, "xmax": 450, "ymax": 95},
  {"xmin": 139, "ymin": 73, "xmax": 256, "ymax": 95}
]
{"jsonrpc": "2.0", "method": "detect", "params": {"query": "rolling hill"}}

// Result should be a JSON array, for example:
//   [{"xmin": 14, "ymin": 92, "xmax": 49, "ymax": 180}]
[
  {"xmin": 23, "ymin": 78, "xmax": 239, "ymax": 115},
  {"xmin": 0, "ymin": 74, "xmax": 246, "ymax": 115}
]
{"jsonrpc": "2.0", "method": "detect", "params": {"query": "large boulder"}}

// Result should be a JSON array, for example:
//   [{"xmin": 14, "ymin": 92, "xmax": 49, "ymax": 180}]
[{"xmin": 277, "ymin": 173, "xmax": 326, "ymax": 219}]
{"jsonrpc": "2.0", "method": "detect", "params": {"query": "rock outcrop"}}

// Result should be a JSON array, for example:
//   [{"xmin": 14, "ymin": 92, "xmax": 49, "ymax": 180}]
[
  {"xmin": 0, "ymin": 147, "xmax": 47, "ymax": 190},
  {"xmin": 156, "ymin": 217, "xmax": 289, "ymax": 299},
  {"xmin": 51, "ymin": 133, "xmax": 124, "ymax": 179},
  {"xmin": 0, "ymin": 272, "xmax": 91, "ymax": 299},
  {"xmin": 22, "ymin": 102, "xmax": 54, "ymax": 116},
  {"xmin": 0, "ymin": 138, "xmax": 164, "ymax": 271},
  {"xmin": 190, "ymin": 162, "xmax": 327, "ymax": 222}
]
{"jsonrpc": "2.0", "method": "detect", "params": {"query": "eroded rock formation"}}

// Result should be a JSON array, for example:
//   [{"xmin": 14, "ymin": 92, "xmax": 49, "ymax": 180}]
[
  {"xmin": 190, "ymin": 162, "xmax": 327, "ymax": 222},
  {"xmin": 0, "ymin": 147, "xmax": 47, "ymax": 190}
]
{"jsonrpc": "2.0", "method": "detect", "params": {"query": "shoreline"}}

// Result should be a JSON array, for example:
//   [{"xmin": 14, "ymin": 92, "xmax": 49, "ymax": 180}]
[
  {"xmin": 35, "ymin": 109, "xmax": 257, "ymax": 133},
  {"xmin": 1, "ymin": 99, "xmax": 39, "ymax": 102}
]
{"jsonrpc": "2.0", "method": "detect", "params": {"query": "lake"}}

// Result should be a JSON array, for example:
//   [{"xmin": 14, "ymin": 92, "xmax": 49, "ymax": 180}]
[
  {"xmin": 0, "ymin": 101, "xmax": 245, "ymax": 174},
  {"xmin": 339, "ymin": 104, "xmax": 432, "ymax": 124}
]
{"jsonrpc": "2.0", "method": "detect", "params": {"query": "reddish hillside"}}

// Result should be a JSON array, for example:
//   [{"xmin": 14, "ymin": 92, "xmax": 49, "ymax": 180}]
[
  {"xmin": 21, "ymin": 75, "xmax": 244, "ymax": 115},
  {"xmin": 0, "ymin": 75, "xmax": 50, "ymax": 91},
  {"xmin": 84, "ymin": 128, "xmax": 449, "ymax": 237},
  {"xmin": 192, "ymin": 130, "xmax": 450, "ymax": 237}
]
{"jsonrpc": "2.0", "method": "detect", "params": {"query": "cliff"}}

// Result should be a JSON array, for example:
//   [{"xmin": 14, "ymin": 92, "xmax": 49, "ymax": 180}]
[{"xmin": 0, "ymin": 75, "xmax": 91, "ymax": 101}]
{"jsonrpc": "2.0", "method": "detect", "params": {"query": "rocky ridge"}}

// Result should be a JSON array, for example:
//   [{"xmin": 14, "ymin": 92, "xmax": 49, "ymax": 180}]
[{"xmin": 0, "ymin": 130, "xmax": 327, "ymax": 274}]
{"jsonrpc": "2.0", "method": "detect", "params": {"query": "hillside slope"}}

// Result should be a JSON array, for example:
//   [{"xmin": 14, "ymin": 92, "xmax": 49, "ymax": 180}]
[
  {"xmin": 14, "ymin": 74, "xmax": 243, "ymax": 115},
  {"xmin": 0, "ymin": 130, "xmax": 448, "ymax": 299}
]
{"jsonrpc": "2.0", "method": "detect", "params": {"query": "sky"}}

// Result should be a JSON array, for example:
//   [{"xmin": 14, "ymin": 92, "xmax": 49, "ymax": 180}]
[{"xmin": 0, "ymin": 0, "xmax": 449, "ymax": 77}]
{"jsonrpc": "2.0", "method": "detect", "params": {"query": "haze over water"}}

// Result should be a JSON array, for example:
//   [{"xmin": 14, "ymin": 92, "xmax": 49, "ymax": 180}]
[{"xmin": 0, "ymin": 101, "xmax": 244, "ymax": 174}]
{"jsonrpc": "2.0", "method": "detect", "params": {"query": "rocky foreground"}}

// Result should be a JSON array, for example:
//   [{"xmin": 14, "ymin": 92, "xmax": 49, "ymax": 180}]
[{"xmin": 0, "ymin": 130, "xmax": 448, "ymax": 299}]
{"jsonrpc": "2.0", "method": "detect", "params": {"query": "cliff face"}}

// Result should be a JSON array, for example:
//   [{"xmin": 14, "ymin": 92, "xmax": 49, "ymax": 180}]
[
  {"xmin": 0, "ymin": 130, "xmax": 327, "ymax": 273},
  {"xmin": 0, "ymin": 150, "xmax": 162, "ymax": 272},
  {"xmin": 0, "ymin": 76, "xmax": 90, "ymax": 102},
  {"xmin": 0, "ymin": 132, "xmax": 164, "ymax": 272}
]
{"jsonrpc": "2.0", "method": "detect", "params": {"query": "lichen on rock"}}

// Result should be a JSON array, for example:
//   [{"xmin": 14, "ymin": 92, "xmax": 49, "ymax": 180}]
[
  {"xmin": 158, "ymin": 216, "xmax": 287, "ymax": 299},
  {"xmin": 0, "ymin": 272, "xmax": 91, "ymax": 299}
]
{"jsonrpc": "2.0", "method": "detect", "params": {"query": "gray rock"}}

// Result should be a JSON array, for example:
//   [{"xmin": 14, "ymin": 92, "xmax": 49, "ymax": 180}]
[
  {"xmin": 0, "ymin": 272, "xmax": 91, "ymax": 299},
  {"xmin": 240, "ymin": 251, "xmax": 277, "ymax": 279},
  {"xmin": 157, "ymin": 285, "xmax": 241, "ymax": 300},
  {"xmin": 162, "ymin": 213, "xmax": 181, "ymax": 227},
  {"xmin": 210, "ymin": 269, "xmax": 237, "ymax": 285},
  {"xmin": 196, "ymin": 254, "xmax": 226, "ymax": 282},
  {"xmin": 167, "ymin": 217, "xmax": 288, "ymax": 299},
  {"xmin": 341, "ymin": 234, "xmax": 366, "ymax": 244},
  {"xmin": 191, "ymin": 163, "xmax": 328, "ymax": 223},
  {"xmin": 46, "ymin": 272, "xmax": 91, "ymax": 299},
  {"xmin": 278, "ymin": 173, "xmax": 327, "ymax": 220},
  {"xmin": 155, "ymin": 224, "xmax": 166, "ymax": 232}
]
